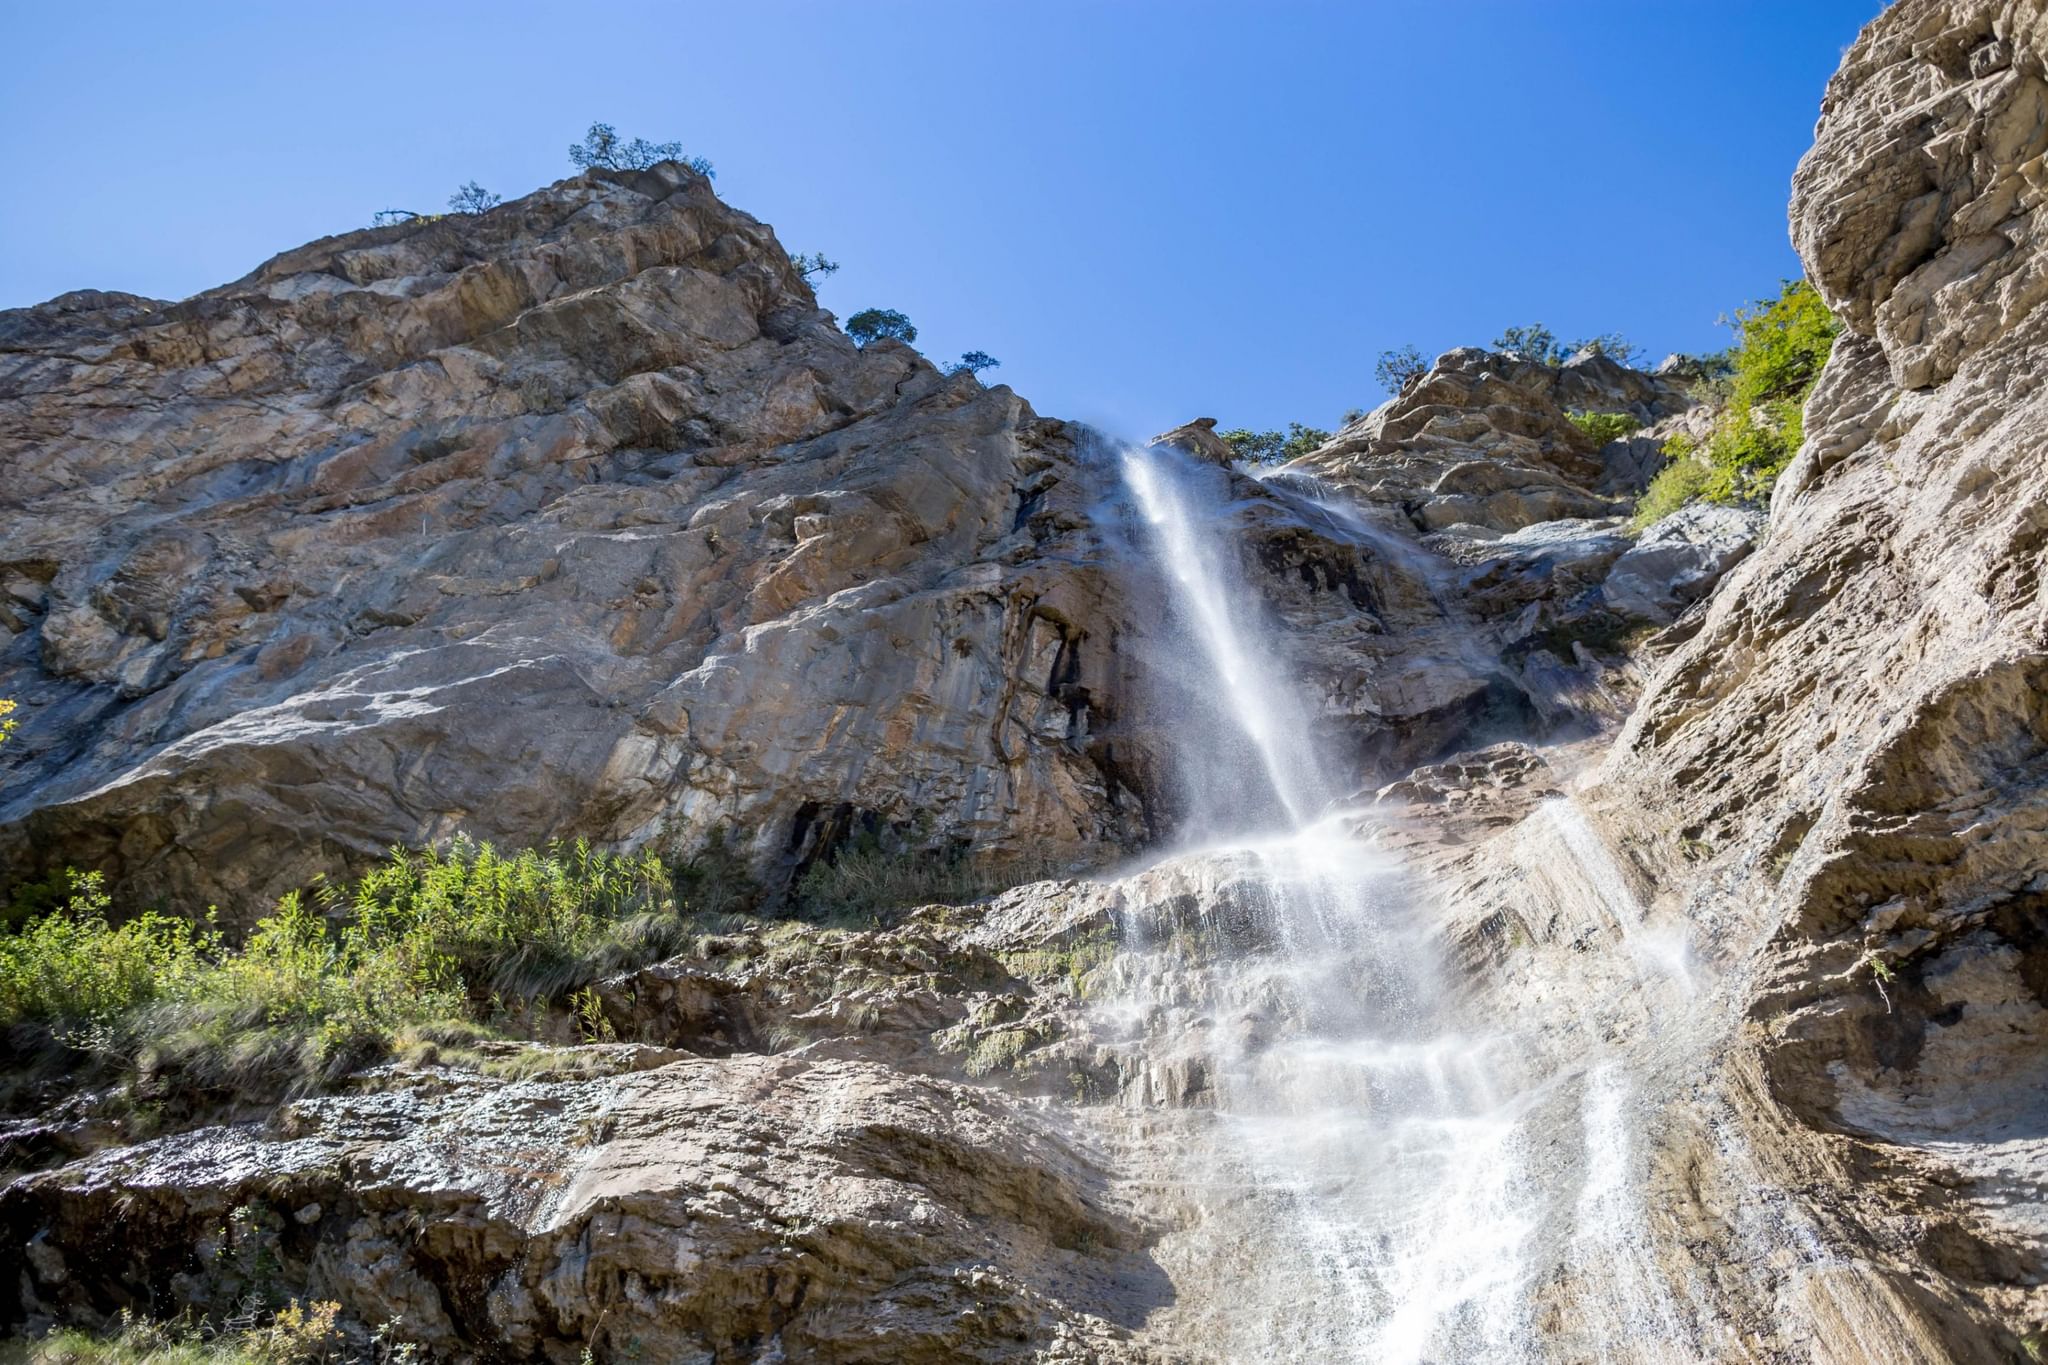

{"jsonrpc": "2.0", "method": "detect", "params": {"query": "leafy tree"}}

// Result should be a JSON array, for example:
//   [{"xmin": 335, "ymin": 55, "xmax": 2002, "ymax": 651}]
[
  {"xmin": 1494, "ymin": 323, "xmax": 1567, "ymax": 365},
  {"xmin": 791, "ymin": 252, "xmax": 840, "ymax": 282},
  {"xmin": 949, "ymin": 351, "xmax": 1000, "ymax": 377},
  {"xmin": 447, "ymin": 181, "xmax": 502, "ymax": 214},
  {"xmin": 1218, "ymin": 422, "xmax": 1331, "ymax": 464},
  {"xmin": 845, "ymin": 308, "xmax": 917, "ymax": 347},
  {"xmin": 1375, "ymin": 345, "xmax": 1426, "ymax": 393},
  {"xmin": 569, "ymin": 121, "xmax": 714, "ymax": 178}
]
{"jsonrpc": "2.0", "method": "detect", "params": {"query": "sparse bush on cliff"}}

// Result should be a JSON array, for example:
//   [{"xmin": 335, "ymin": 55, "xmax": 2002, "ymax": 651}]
[
  {"xmin": 447, "ymin": 180, "xmax": 501, "ymax": 214},
  {"xmin": 0, "ymin": 840, "xmax": 691, "ymax": 1093},
  {"xmin": 1375, "ymin": 345, "xmax": 1426, "ymax": 393},
  {"xmin": 1494, "ymin": 324, "xmax": 1641, "ymax": 367},
  {"xmin": 845, "ymin": 307, "xmax": 917, "ymax": 347},
  {"xmin": 569, "ymin": 120, "xmax": 714, "ymax": 178},
  {"xmin": 949, "ymin": 350, "xmax": 1000, "ymax": 377},
  {"xmin": 1495, "ymin": 323, "xmax": 1567, "ymax": 364},
  {"xmin": 1218, "ymin": 422, "xmax": 1331, "ymax": 464},
  {"xmin": 1567, "ymin": 410, "xmax": 1642, "ymax": 445},
  {"xmin": 1571, "ymin": 333, "xmax": 1642, "ymax": 366},
  {"xmin": 791, "ymin": 251, "xmax": 839, "ymax": 281},
  {"xmin": 18, "ymin": 1299, "xmax": 343, "ymax": 1363},
  {"xmin": 1631, "ymin": 440, "xmax": 1711, "ymax": 528}
]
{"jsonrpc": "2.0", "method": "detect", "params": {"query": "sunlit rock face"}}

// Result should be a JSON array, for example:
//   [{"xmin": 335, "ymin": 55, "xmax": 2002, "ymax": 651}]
[
  {"xmin": 1591, "ymin": 0, "xmax": 2048, "ymax": 1352},
  {"xmin": 0, "ymin": 164, "xmax": 1153, "ymax": 911},
  {"xmin": 0, "ymin": 162, "xmax": 1739, "ymax": 911},
  {"xmin": 1299, "ymin": 347, "xmax": 1694, "ymax": 534}
]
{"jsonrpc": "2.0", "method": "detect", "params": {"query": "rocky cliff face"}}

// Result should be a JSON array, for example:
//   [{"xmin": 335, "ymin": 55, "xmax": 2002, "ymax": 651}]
[
  {"xmin": 0, "ymin": 164, "xmax": 1711, "ymax": 909},
  {"xmin": 1590, "ymin": 0, "xmax": 2048, "ymax": 1354},
  {"xmin": 0, "ymin": 164, "xmax": 1149, "ymax": 910}
]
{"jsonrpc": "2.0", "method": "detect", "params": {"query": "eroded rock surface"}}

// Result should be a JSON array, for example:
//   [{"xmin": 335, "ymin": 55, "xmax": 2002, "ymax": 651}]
[
  {"xmin": 0, "ymin": 164, "xmax": 1150, "ymax": 910},
  {"xmin": 1587, "ymin": 0, "xmax": 2048, "ymax": 1353}
]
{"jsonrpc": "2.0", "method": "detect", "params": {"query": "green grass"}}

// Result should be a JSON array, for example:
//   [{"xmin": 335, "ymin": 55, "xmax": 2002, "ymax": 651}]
[
  {"xmin": 1630, "ymin": 443, "xmax": 1712, "ymax": 529},
  {"xmin": 3, "ymin": 1301, "xmax": 341, "ymax": 1364}
]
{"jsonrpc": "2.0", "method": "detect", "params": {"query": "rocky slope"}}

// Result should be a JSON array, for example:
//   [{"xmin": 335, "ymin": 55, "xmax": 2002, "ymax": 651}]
[{"xmin": 0, "ymin": 158, "xmax": 1730, "ymax": 1359}]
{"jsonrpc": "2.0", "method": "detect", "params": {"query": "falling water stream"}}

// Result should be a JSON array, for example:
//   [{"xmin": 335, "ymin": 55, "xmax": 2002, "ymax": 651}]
[{"xmin": 1105, "ymin": 441, "xmax": 1711, "ymax": 1361}]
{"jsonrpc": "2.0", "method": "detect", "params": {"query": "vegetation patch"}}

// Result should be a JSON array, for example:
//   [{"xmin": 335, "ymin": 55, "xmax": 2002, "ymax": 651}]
[
  {"xmin": 1566, "ymin": 410, "xmax": 1641, "ymax": 446},
  {"xmin": 0, "ymin": 840, "xmax": 691, "ymax": 1102},
  {"xmin": 1217, "ymin": 423, "xmax": 1331, "ymax": 465},
  {"xmin": 1635, "ymin": 279, "xmax": 1839, "ymax": 525}
]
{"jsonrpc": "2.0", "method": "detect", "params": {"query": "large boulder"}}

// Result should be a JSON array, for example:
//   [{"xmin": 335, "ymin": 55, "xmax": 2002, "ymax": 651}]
[{"xmin": 1600, "ymin": 503, "xmax": 1764, "ymax": 624}]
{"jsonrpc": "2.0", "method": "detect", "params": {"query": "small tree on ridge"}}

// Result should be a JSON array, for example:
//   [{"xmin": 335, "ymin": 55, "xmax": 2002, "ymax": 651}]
[
  {"xmin": 569, "ymin": 121, "xmax": 714, "ymax": 178},
  {"xmin": 845, "ymin": 308, "xmax": 917, "ymax": 347}
]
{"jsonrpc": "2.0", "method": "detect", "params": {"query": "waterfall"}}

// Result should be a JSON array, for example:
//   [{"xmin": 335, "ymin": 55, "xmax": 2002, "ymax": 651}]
[{"xmin": 1105, "ymin": 441, "xmax": 1701, "ymax": 1361}]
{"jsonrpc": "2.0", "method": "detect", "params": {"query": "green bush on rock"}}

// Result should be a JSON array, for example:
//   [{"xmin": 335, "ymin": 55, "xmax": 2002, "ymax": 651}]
[
  {"xmin": 0, "ymin": 840, "xmax": 686, "ymax": 1094},
  {"xmin": 1217, "ymin": 422, "xmax": 1331, "ymax": 465},
  {"xmin": 1566, "ymin": 410, "xmax": 1642, "ymax": 446},
  {"xmin": 1635, "ymin": 279, "xmax": 1839, "ymax": 523}
]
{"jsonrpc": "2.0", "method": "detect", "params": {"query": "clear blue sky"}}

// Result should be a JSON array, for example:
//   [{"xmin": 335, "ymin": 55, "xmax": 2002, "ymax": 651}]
[{"xmin": 3, "ymin": 1, "xmax": 1879, "ymax": 439}]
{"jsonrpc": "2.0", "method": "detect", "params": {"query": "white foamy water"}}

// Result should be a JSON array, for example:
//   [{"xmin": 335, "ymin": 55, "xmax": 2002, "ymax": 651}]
[{"xmin": 1107, "ymin": 441, "xmax": 1708, "ymax": 1360}]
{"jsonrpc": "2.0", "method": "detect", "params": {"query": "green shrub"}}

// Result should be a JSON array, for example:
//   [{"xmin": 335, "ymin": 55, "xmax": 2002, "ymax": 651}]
[
  {"xmin": 1631, "ymin": 437, "xmax": 1711, "ymax": 529},
  {"xmin": 1217, "ymin": 422, "xmax": 1330, "ymax": 464},
  {"xmin": 568, "ymin": 120, "xmax": 713, "ymax": 178},
  {"xmin": 447, "ymin": 181, "xmax": 500, "ymax": 214},
  {"xmin": 0, "ymin": 840, "xmax": 687, "ymax": 1094},
  {"xmin": 1637, "ymin": 280, "xmax": 1839, "ymax": 521},
  {"xmin": 1495, "ymin": 323, "xmax": 1566, "ymax": 364},
  {"xmin": 11, "ymin": 1299, "xmax": 341, "ymax": 1364},
  {"xmin": 1494, "ymin": 324, "xmax": 1640, "ymax": 367},
  {"xmin": 1374, "ymin": 344, "xmax": 1425, "ymax": 393},
  {"xmin": 0, "ymin": 872, "xmax": 213, "ymax": 1026},
  {"xmin": 1567, "ymin": 410, "xmax": 1642, "ymax": 446}
]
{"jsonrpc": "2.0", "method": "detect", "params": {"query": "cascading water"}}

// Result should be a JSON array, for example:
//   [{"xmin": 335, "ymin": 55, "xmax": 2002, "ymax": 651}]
[{"xmin": 1101, "ymin": 440, "xmax": 1709, "ymax": 1361}]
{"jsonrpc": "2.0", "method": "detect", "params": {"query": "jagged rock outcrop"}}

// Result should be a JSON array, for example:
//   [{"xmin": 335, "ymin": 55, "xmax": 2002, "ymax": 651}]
[
  {"xmin": 0, "ymin": 165, "xmax": 1149, "ymax": 910},
  {"xmin": 1589, "ymin": 0, "xmax": 2048, "ymax": 1354},
  {"xmin": 1302, "ymin": 347, "xmax": 1692, "ymax": 534},
  {"xmin": 1, "ymin": 1052, "xmax": 1158, "ymax": 1362}
]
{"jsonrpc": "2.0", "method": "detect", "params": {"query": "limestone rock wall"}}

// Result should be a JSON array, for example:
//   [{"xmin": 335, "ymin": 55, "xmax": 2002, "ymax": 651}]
[
  {"xmin": 0, "ymin": 165, "xmax": 1149, "ymax": 911},
  {"xmin": 1595, "ymin": 0, "xmax": 2048, "ymax": 1352}
]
